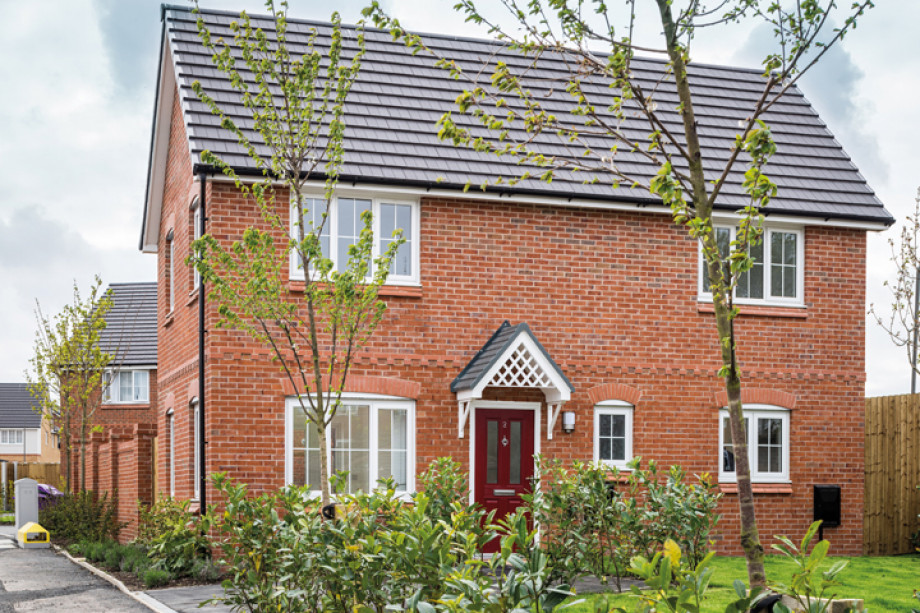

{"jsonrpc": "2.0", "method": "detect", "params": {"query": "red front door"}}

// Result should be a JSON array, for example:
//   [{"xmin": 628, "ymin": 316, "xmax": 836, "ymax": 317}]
[{"xmin": 475, "ymin": 408, "xmax": 535, "ymax": 551}]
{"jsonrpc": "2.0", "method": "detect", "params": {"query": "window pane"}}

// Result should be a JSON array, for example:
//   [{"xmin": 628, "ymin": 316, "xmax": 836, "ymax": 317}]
[
  {"xmin": 783, "ymin": 266, "xmax": 796, "ymax": 297},
  {"xmin": 1, "ymin": 431, "xmax": 6, "ymax": 444},
  {"xmin": 600, "ymin": 438, "xmax": 611, "ymax": 461},
  {"xmin": 307, "ymin": 449, "xmax": 321, "ymax": 489},
  {"xmin": 292, "ymin": 449, "xmax": 306, "ymax": 487},
  {"xmin": 301, "ymin": 198, "xmax": 330, "ymax": 258},
  {"xmin": 702, "ymin": 227, "xmax": 731, "ymax": 290},
  {"xmin": 600, "ymin": 414, "xmax": 611, "ymax": 437},
  {"xmin": 380, "ymin": 203, "xmax": 413, "ymax": 277},
  {"xmin": 486, "ymin": 420, "xmax": 498, "ymax": 484},
  {"xmin": 293, "ymin": 405, "xmax": 307, "ymax": 448},
  {"xmin": 784, "ymin": 233, "xmax": 797, "ymax": 265},
  {"xmin": 612, "ymin": 438, "xmax": 625, "ymax": 460},
  {"xmin": 119, "ymin": 372, "xmax": 132, "ymax": 402},
  {"xmin": 509, "ymin": 421, "xmax": 521, "ymax": 484},
  {"xmin": 329, "ymin": 404, "xmax": 369, "ymax": 493},
  {"xmin": 738, "ymin": 239, "xmax": 764, "ymax": 299},
  {"xmin": 135, "ymin": 371, "xmax": 149, "ymax": 401},
  {"xmin": 378, "ymin": 409, "xmax": 408, "ymax": 491},
  {"xmin": 771, "ymin": 264, "xmax": 783, "ymax": 296},
  {"xmin": 611, "ymin": 415, "xmax": 625, "ymax": 438},
  {"xmin": 336, "ymin": 198, "xmax": 371, "ymax": 271}
]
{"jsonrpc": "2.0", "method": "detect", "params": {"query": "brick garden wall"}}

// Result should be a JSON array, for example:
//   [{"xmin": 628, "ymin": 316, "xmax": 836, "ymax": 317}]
[{"xmin": 152, "ymin": 87, "xmax": 867, "ymax": 555}]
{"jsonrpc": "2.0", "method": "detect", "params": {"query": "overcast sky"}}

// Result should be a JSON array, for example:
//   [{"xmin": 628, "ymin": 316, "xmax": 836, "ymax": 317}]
[{"xmin": 0, "ymin": 0, "xmax": 917, "ymax": 396}]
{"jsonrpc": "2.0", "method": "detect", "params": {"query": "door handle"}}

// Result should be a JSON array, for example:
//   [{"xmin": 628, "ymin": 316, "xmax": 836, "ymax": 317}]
[{"xmin": 493, "ymin": 489, "xmax": 516, "ymax": 496}]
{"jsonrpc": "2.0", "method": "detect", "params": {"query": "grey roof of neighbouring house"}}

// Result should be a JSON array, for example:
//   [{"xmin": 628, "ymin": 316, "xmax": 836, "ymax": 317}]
[
  {"xmin": 451, "ymin": 321, "xmax": 574, "ymax": 394},
  {"xmin": 0, "ymin": 384, "xmax": 41, "ymax": 429},
  {"xmin": 99, "ymin": 283, "xmax": 158, "ymax": 367},
  {"xmin": 155, "ymin": 5, "xmax": 892, "ymax": 226}
]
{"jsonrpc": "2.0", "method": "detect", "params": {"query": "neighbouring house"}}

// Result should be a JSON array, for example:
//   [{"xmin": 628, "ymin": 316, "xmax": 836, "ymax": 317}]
[
  {"xmin": 61, "ymin": 282, "xmax": 158, "ymax": 540},
  {"xmin": 0, "ymin": 383, "xmax": 59, "ymax": 464},
  {"xmin": 138, "ymin": 6, "xmax": 893, "ymax": 554}
]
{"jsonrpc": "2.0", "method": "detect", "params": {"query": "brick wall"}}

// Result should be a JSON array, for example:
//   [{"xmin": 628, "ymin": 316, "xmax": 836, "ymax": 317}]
[{"xmin": 153, "ymin": 87, "xmax": 867, "ymax": 555}]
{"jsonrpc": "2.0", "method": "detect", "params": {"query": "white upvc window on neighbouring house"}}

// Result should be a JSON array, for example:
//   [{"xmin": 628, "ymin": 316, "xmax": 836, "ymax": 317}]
[
  {"xmin": 192, "ymin": 198, "xmax": 202, "ymax": 290},
  {"xmin": 593, "ymin": 400, "xmax": 634, "ymax": 469},
  {"xmin": 192, "ymin": 399, "xmax": 201, "ymax": 500},
  {"xmin": 290, "ymin": 195, "xmax": 419, "ymax": 285},
  {"xmin": 167, "ymin": 409, "xmax": 175, "ymax": 497},
  {"xmin": 103, "ymin": 369, "xmax": 150, "ymax": 404},
  {"xmin": 286, "ymin": 395, "xmax": 416, "ymax": 495},
  {"xmin": 0, "ymin": 430, "xmax": 24, "ymax": 445},
  {"xmin": 699, "ymin": 226, "xmax": 804, "ymax": 305},
  {"xmin": 719, "ymin": 405, "xmax": 790, "ymax": 483}
]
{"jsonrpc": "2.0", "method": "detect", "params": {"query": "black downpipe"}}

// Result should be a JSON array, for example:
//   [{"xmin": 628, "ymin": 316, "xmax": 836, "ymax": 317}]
[{"xmin": 198, "ymin": 172, "xmax": 208, "ymax": 511}]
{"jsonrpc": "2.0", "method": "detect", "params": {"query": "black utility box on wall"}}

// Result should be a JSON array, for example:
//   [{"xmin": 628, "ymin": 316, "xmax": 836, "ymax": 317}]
[{"xmin": 813, "ymin": 485, "xmax": 841, "ymax": 527}]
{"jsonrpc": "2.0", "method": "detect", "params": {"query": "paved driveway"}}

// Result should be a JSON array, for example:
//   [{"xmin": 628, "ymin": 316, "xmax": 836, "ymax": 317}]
[{"xmin": 0, "ymin": 527, "xmax": 149, "ymax": 613}]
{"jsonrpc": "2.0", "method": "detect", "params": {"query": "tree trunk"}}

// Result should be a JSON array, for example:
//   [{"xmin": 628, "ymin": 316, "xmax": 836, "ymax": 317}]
[
  {"xmin": 317, "ymin": 419, "xmax": 330, "ymax": 507},
  {"xmin": 712, "ymin": 296, "xmax": 766, "ymax": 587},
  {"xmin": 655, "ymin": 0, "xmax": 767, "ymax": 587},
  {"xmin": 80, "ymin": 419, "xmax": 86, "ymax": 494}
]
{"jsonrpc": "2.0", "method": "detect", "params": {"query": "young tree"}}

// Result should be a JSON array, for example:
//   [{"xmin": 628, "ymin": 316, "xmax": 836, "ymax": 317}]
[
  {"xmin": 190, "ymin": 2, "xmax": 403, "ymax": 505},
  {"xmin": 871, "ymin": 188, "xmax": 920, "ymax": 392},
  {"xmin": 365, "ymin": 0, "xmax": 872, "ymax": 586},
  {"xmin": 27, "ymin": 277, "xmax": 114, "ymax": 493}
]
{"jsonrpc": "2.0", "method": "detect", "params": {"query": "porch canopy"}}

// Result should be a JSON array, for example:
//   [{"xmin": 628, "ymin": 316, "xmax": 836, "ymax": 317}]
[{"xmin": 451, "ymin": 321, "xmax": 574, "ymax": 439}]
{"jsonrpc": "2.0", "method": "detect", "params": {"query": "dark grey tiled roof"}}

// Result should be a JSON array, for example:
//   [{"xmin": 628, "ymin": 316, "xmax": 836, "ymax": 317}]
[
  {"xmin": 163, "ymin": 6, "xmax": 892, "ymax": 224},
  {"xmin": 451, "ymin": 321, "xmax": 574, "ymax": 394},
  {"xmin": 100, "ymin": 283, "xmax": 158, "ymax": 367},
  {"xmin": 0, "ymin": 384, "xmax": 41, "ymax": 429}
]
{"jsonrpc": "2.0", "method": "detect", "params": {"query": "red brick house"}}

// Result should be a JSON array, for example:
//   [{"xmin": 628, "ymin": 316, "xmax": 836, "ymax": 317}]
[{"xmin": 139, "ymin": 7, "xmax": 893, "ymax": 554}]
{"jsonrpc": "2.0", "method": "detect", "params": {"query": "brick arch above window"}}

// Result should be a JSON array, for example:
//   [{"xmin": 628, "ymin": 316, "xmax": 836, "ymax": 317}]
[
  {"xmin": 279, "ymin": 375, "xmax": 421, "ymax": 399},
  {"xmin": 712, "ymin": 388, "xmax": 796, "ymax": 410},
  {"xmin": 587, "ymin": 383, "xmax": 642, "ymax": 406}
]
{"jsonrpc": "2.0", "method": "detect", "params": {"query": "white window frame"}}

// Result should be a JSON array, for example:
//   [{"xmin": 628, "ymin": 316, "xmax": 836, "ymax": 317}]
[
  {"xmin": 593, "ymin": 400, "xmax": 634, "ymax": 469},
  {"xmin": 718, "ymin": 405, "xmax": 790, "ymax": 483},
  {"xmin": 284, "ymin": 393, "xmax": 416, "ymax": 498},
  {"xmin": 289, "ymin": 194, "xmax": 420, "ymax": 286},
  {"xmin": 166, "ymin": 410, "xmax": 175, "ymax": 497},
  {"xmin": 0, "ymin": 429, "xmax": 24, "ymax": 445},
  {"xmin": 698, "ymin": 225, "xmax": 804, "ymax": 307},
  {"xmin": 102, "ymin": 369, "xmax": 152, "ymax": 404},
  {"xmin": 192, "ymin": 198, "xmax": 201, "ymax": 290},
  {"xmin": 192, "ymin": 399, "xmax": 200, "ymax": 501}
]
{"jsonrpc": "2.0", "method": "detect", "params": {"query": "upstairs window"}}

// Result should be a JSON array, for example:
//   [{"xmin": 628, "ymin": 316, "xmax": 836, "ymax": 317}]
[
  {"xmin": 0, "ymin": 430, "xmax": 24, "ymax": 445},
  {"xmin": 699, "ymin": 226, "xmax": 803, "ymax": 305},
  {"xmin": 719, "ymin": 406, "xmax": 790, "ymax": 483},
  {"xmin": 291, "ymin": 195, "xmax": 418, "ymax": 285},
  {"xmin": 103, "ymin": 370, "xmax": 150, "ymax": 404}
]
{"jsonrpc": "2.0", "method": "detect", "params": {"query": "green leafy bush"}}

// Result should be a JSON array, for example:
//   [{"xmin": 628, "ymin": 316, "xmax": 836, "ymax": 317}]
[
  {"xmin": 525, "ymin": 457, "xmax": 721, "ymax": 591},
  {"xmin": 142, "ymin": 568, "xmax": 173, "ymax": 589},
  {"xmin": 770, "ymin": 521, "xmax": 849, "ymax": 613},
  {"xmin": 38, "ymin": 491, "xmax": 121, "ymax": 543},
  {"xmin": 137, "ymin": 496, "xmax": 212, "ymax": 576}
]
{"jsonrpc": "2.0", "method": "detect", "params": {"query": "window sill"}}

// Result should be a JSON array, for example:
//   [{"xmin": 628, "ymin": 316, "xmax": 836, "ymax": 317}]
[
  {"xmin": 164, "ymin": 312, "xmax": 175, "ymax": 328},
  {"xmin": 101, "ymin": 402, "xmax": 151, "ymax": 409},
  {"xmin": 718, "ymin": 482, "xmax": 793, "ymax": 495},
  {"xmin": 288, "ymin": 281, "xmax": 422, "ymax": 298},
  {"xmin": 187, "ymin": 288, "xmax": 200, "ymax": 306},
  {"xmin": 697, "ymin": 302, "xmax": 807, "ymax": 319}
]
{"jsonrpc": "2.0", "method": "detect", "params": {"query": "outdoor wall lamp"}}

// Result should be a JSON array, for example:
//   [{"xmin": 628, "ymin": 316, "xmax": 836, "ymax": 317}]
[{"xmin": 561, "ymin": 411, "xmax": 576, "ymax": 433}]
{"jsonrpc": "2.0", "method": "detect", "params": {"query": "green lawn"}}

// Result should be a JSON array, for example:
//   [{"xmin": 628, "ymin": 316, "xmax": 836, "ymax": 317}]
[{"xmin": 563, "ymin": 555, "xmax": 920, "ymax": 612}]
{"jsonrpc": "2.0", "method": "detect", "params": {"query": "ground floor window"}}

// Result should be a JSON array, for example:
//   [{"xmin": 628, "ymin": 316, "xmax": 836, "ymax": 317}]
[
  {"xmin": 593, "ymin": 400, "xmax": 634, "ymax": 469},
  {"xmin": 0, "ymin": 430, "xmax": 24, "ymax": 445},
  {"xmin": 719, "ymin": 405, "xmax": 789, "ymax": 483},
  {"xmin": 286, "ymin": 395, "xmax": 415, "ymax": 495}
]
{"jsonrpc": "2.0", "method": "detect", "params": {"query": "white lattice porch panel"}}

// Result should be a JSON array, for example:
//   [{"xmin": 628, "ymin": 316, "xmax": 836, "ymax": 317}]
[{"xmin": 487, "ymin": 342, "xmax": 554, "ymax": 389}]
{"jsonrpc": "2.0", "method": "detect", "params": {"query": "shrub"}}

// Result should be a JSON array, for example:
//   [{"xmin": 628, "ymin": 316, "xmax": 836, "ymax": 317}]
[
  {"xmin": 190, "ymin": 559, "xmax": 221, "ymax": 582},
  {"xmin": 525, "ymin": 457, "xmax": 721, "ymax": 591},
  {"xmin": 38, "ymin": 491, "xmax": 121, "ymax": 543},
  {"xmin": 138, "ymin": 496, "xmax": 212, "ymax": 577},
  {"xmin": 142, "ymin": 569, "xmax": 172, "ymax": 589}
]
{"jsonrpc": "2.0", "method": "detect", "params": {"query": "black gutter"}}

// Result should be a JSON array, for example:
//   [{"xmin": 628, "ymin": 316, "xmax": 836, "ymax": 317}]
[
  {"xmin": 192, "ymin": 161, "xmax": 895, "ymax": 227},
  {"xmin": 198, "ymin": 171, "xmax": 208, "ymax": 511}
]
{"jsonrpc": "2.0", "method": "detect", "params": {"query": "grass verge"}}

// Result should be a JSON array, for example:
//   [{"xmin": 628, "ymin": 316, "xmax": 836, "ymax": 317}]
[{"xmin": 562, "ymin": 554, "xmax": 920, "ymax": 612}]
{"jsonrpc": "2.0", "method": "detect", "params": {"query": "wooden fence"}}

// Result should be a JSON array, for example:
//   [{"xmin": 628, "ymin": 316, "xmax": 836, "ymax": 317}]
[
  {"xmin": 0, "ymin": 462, "xmax": 63, "ymax": 511},
  {"xmin": 864, "ymin": 394, "xmax": 920, "ymax": 555}
]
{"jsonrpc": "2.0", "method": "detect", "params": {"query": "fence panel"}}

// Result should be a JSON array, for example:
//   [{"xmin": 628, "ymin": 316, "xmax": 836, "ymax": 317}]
[{"xmin": 864, "ymin": 394, "xmax": 920, "ymax": 555}]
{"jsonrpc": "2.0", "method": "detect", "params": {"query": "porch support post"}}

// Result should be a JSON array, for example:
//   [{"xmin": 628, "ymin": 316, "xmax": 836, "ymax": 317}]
[
  {"xmin": 458, "ymin": 400, "xmax": 472, "ymax": 438},
  {"xmin": 546, "ymin": 403, "xmax": 562, "ymax": 440}
]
